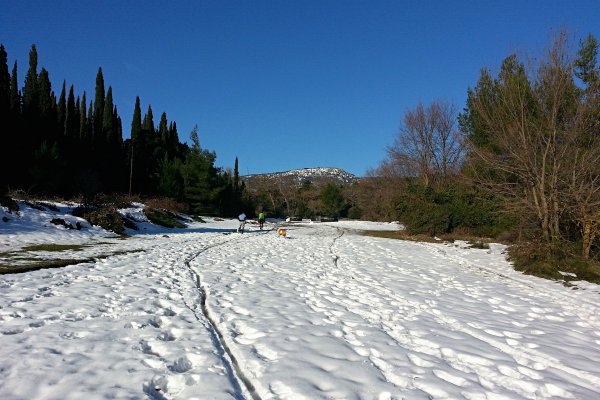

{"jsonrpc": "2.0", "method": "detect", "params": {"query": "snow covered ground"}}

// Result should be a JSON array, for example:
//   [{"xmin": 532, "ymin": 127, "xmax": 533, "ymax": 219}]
[{"xmin": 1, "ymin": 202, "xmax": 600, "ymax": 399}]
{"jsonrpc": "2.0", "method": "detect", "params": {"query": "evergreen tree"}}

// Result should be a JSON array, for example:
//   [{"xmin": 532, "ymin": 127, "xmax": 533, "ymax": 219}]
[
  {"xmin": 10, "ymin": 61, "xmax": 19, "ymax": 114},
  {"xmin": 65, "ymin": 85, "xmax": 78, "ymax": 139},
  {"xmin": 183, "ymin": 125, "xmax": 220, "ymax": 214},
  {"xmin": 0, "ymin": 45, "xmax": 9, "ymax": 118},
  {"xmin": 37, "ymin": 68, "xmax": 56, "ymax": 144},
  {"xmin": 129, "ymin": 96, "xmax": 143, "ymax": 194},
  {"xmin": 142, "ymin": 104, "xmax": 155, "ymax": 134},
  {"xmin": 8, "ymin": 61, "xmax": 22, "ymax": 188},
  {"xmin": 0, "ymin": 45, "xmax": 9, "ymax": 195},
  {"xmin": 102, "ymin": 86, "xmax": 114, "ymax": 143},
  {"xmin": 320, "ymin": 183, "xmax": 347, "ymax": 218},
  {"xmin": 93, "ymin": 67, "xmax": 105, "ymax": 140},
  {"xmin": 56, "ymin": 81, "xmax": 66, "ymax": 136},
  {"xmin": 158, "ymin": 112, "xmax": 168, "ymax": 145},
  {"xmin": 234, "ymin": 157, "xmax": 240, "ymax": 190},
  {"xmin": 79, "ymin": 91, "xmax": 87, "ymax": 141},
  {"xmin": 574, "ymin": 34, "xmax": 599, "ymax": 87},
  {"xmin": 23, "ymin": 44, "xmax": 39, "ymax": 116},
  {"xmin": 168, "ymin": 121, "xmax": 179, "ymax": 158},
  {"xmin": 131, "ymin": 96, "xmax": 142, "ymax": 141},
  {"xmin": 37, "ymin": 68, "xmax": 53, "ymax": 118}
]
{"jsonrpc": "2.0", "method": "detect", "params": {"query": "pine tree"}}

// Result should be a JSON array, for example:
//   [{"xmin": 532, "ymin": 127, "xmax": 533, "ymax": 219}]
[{"xmin": 575, "ymin": 34, "xmax": 599, "ymax": 87}]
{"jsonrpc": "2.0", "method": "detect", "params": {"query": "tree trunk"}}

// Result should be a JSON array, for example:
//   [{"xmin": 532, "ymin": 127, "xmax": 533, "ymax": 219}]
[{"xmin": 582, "ymin": 218, "xmax": 592, "ymax": 259}]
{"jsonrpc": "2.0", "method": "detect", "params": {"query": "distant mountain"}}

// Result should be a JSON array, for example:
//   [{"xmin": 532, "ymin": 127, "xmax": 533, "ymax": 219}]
[{"xmin": 242, "ymin": 167, "xmax": 359, "ymax": 187}]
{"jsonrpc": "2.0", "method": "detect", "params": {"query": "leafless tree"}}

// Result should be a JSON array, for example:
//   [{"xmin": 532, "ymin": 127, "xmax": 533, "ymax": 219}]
[{"xmin": 387, "ymin": 100, "xmax": 464, "ymax": 187}]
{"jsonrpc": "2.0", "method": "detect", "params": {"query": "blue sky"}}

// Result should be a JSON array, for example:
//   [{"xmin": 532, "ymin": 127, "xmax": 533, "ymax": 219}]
[{"xmin": 2, "ymin": 1, "xmax": 599, "ymax": 176}]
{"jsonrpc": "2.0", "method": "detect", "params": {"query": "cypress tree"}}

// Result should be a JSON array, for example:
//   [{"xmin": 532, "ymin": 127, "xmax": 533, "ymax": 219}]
[
  {"xmin": 168, "ymin": 121, "xmax": 179, "ymax": 157},
  {"xmin": 56, "ymin": 81, "xmax": 66, "ymax": 135},
  {"xmin": 79, "ymin": 92, "xmax": 87, "ymax": 141},
  {"xmin": 37, "ymin": 69, "xmax": 53, "ymax": 117},
  {"xmin": 10, "ymin": 61, "xmax": 19, "ymax": 114},
  {"xmin": 23, "ymin": 44, "xmax": 40, "ymax": 119},
  {"xmin": 65, "ymin": 85, "xmax": 78, "ymax": 139},
  {"xmin": 131, "ymin": 96, "xmax": 142, "ymax": 141},
  {"xmin": 129, "ymin": 96, "xmax": 142, "ymax": 194},
  {"xmin": 142, "ymin": 104, "xmax": 155, "ymax": 134},
  {"xmin": 0, "ymin": 45, "xmax": 9, "ymax": 118},
  {"xmin": 37, "ymin": 68, "xmax": 56, "ymax": 145},
  {"xmin": 234, "ymin": 157, "xmax": 240, "ymax": 190},
  {"xmin": 158, "ymin": 112, "xmax": 168, "ymax": 142},
  {"xmin": 93, "ymin": 67, "xmax": 105, "ymax": 140},
  {"xmin": 0, "ymin": 45, "xmax": 9, "ymax": 195},
  {"xmin": 103, "ymin": 86, "xmax": 114, "ymax": 144},
  {"xmin": 113, "ymin": 106, "xmax": 122, "ymax": 142}
]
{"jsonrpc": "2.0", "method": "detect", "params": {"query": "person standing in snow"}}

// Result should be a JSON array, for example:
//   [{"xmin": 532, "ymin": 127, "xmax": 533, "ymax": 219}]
[
  {"xmin": 258, "ymin": 212, "xmax": 265, "ymax": 230},
  {"xmin": 237, "ymin": 212, "xmax": 247, "ymax": 233}
]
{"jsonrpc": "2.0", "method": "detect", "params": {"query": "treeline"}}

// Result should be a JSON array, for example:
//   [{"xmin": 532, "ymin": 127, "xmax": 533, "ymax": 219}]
[
  {"xmin": 0, "ymin": 44, "xmax": 246, "ymax": 216},
  {"xmin": 357, "ymin": 32, "xmax": 599, "ymax": 279}
]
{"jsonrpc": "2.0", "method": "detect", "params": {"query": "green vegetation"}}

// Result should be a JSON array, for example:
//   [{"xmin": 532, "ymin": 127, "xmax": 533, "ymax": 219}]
[
  {"xmin": 143, "ymin": 208, "xmax": 186, "ymax": 228},
  {"xmin": 0, "ymin": 249, "xmax": 144, "ymax": 275},
  {"xmin": 508, "ymin": 242, "xmax": 600, "ymax": 284},
  {"xmin": 21, "ymin": 244, "xmax": 86, "ymax": 252},
  {"xmin": 468, "ymin": 240, "xmax": 490, "ymax": 250}
]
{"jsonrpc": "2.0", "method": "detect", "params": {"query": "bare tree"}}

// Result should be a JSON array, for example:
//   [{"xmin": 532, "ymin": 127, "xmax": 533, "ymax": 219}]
[{"xmin": 388, "ymin": 100, "xmax": 464, "ymax": 187}]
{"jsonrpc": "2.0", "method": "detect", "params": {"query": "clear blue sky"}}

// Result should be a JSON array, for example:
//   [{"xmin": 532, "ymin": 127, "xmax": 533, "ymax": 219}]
[{"xmin": 2, "ymin": 1, "xmax": 599, "ymax": 176}]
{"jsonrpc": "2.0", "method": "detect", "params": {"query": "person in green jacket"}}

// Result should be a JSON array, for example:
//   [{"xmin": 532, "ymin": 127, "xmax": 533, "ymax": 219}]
[{"xmin": 258, "ymin": 212, "xmax": 265, "ymax": 230}]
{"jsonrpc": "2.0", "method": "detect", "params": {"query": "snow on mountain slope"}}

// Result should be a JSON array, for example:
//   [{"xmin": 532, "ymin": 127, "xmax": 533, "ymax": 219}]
[
  {"xmin": 243, "ymin": 167, "xmax": 359, "ymax": 185},
  {"xmin": 1, "ymin": 211, "xmax": 600, "ymax": 399}
]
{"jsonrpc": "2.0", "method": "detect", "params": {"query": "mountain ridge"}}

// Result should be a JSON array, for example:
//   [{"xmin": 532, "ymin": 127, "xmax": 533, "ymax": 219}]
[{"xmin": 242, "ymin": 167, "xmax": 359, "ymax": 186}]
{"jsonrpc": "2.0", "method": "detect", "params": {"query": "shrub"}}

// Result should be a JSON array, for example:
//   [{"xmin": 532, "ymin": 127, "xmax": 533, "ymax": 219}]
[
  {"xmin": 469, "ymin": 240, "xmax": 490, "ymax": 249},
  {"xmin": 393, "ymin": 180, "xmax": 515, "ymax": 238},
  {"xmin": 508, "ymin": 242, "xmax": 600, "ymax": 284},
  {"xmin": 143, "ymin": 208, "xmax": 186, "ymax": 228}
]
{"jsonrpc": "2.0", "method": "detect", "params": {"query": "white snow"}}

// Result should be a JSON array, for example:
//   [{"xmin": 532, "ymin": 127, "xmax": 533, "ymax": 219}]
[{"xmin": 1, "ymin": 203, "xmax": 600, "ymax": 399}]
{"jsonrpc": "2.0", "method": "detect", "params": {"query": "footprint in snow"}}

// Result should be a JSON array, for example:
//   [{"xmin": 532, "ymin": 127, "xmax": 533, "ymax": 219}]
[{"xmin": 253, "ymin": 343, "xmax": 279, "ymax": 362}]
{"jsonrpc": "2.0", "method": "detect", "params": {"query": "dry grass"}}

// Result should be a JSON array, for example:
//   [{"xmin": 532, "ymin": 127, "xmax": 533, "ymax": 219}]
[{"xmin": 361, "ymin": 230, "xmax": 442, "ymax": 243}]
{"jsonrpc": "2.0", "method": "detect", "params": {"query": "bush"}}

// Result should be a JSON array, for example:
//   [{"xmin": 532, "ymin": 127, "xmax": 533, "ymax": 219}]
[
  {"xmin": 393, "ymin": 180, "xmax": 514, "ymax": 238},
  {"xmin": 469, "ymin": 240, "xmax": 490, "ymax": 249},
  {"xmin": 508, "ymin": 242, "xmax": 600, "ymax": 284},
  {"xmin": 86, "ymin": 209, "xmax": 126, "ymax": 235},
  {"xmin": 347, "ymin": 206, "xmax": 363, "ymax": 220},
  {"xmin": 143, "ymin": 208, "xmax": 187, "ymax": 228}
]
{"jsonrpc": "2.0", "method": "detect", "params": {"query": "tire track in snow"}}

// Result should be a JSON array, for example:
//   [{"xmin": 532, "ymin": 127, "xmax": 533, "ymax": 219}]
[{"xmin": 181, "ymin": 236, "xmax": 262, "ymax": 400}]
